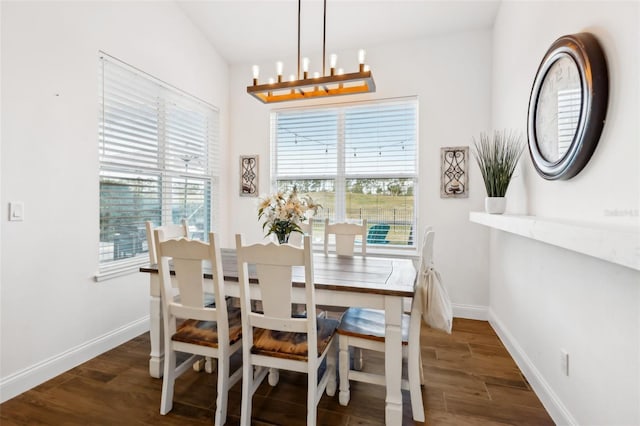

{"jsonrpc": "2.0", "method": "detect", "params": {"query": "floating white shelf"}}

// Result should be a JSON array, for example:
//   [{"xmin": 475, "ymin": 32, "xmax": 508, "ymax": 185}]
[{"xmin": 469, "ymin": 212, "xmax": 640, "ymax": 272}]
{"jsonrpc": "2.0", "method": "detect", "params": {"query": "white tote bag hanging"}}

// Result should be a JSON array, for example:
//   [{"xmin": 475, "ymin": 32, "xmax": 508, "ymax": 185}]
[
  {"xmin": 417, "ymin": 266, "xmax": 453, "ymax": 334},
  {"xmin": 416, "ymin": 230, "xmax": 453, "ymax": 334}
]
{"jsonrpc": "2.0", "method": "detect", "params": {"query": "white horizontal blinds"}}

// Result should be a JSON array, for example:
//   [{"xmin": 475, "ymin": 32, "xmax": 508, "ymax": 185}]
[
  {"xmin": 100, "ymin": 60, "xmax": 160, "ymax": 170},
  {"xmin": 344, "ymin": 101, "xmax": 416, "ymax": 177},
  {"xmin": 272, "ymin": 99, "xmax": 417, "ymax": 247},
  {"xmin": 99, "ymin": 55, "xmax": 218, "ymax": 268},
  {"xmin": 274, "ymin": 109, "xmax": 338, "ymax": 178},
  {"xmin": 272, "ymin": 109, "xmax": 338, "ymax": 228},
  {"xmin": 161, "ymin": 92, "xmax": 217, "ymax": 239},
  {"xmin": 343, "ymin": 101, "xmax": 417, "ymax": 246}
]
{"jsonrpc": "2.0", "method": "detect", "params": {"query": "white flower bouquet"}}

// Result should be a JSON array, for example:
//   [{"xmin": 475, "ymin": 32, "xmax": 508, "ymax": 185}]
[{"xmin": 258, "ymin": 188, "xmax": 321, "ymax": 243}]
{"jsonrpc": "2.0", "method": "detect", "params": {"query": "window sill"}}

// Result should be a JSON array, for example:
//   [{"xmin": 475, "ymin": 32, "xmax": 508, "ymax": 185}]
[
  {"xmin": 95, "ymin": 257, "xmax": 148, "ymax": 282},
  {"xmin": 469, "ymin": 212, "xmax": 640, "ymax": 271}
]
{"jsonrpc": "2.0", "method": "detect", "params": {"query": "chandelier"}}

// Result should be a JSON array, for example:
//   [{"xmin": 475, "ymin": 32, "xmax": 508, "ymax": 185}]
[{"xmin": 247, "ymin": 0, "xmax": 376, "ymax": 104}]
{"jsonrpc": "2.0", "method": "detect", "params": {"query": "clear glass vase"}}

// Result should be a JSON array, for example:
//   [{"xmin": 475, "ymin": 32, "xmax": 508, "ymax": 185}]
[{"xmin": 275, "ymin": 231, "xmax": 290, "ymax": 244}]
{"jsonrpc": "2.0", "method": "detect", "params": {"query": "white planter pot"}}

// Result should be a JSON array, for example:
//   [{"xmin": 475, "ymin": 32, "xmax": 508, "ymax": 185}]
[{"xmin": 485, "ymin": 197, "xmax": 506, "ymax": 214}]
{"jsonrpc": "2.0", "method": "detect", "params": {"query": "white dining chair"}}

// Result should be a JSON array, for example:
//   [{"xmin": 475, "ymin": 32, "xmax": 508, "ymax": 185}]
[
  {"xmin": 335, "ymin": 231, "xmax": 436, "ymax": 423},
  {"xmin": 145, "ymin": 220, "xmax": 189, "ymax": 265},
  {"xmin": 235, "ymin": 234, "xmax": 338, "ymax": 426},
  {"xmin": 146, "ymin": 220, "xmax": 218, "ymax": 373},
  {"xmin": 155, "ymin": 231, "xmax": 243, "ymax": 426},
  {"xmin": 323, "ymin": 218, "xmax": 367, "ymax": 256},
  {"xmin": 286, "ymin": 218, "xmax": 314, "ymax": 247}
]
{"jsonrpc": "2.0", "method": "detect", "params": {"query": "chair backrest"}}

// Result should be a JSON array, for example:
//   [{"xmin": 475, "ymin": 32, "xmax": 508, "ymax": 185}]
[
  {"xmin": 155, "ymin": 231, "xmax": 230, "ymax": 343},
  {"xmin": 323, "ymin": 218, "xmax": 367, "ymax": 256},
  {"xmin": 287, "ymin": 218, "xmax": 314, "ymax": 247},
  {"xmin": 410, "ymin": 229, "xmax": 436, "ymax": 338},
  {"xmin": 145, "ymin": 220, "xmax": 189, "ymax": 264},
  {"xmin": 413, "ymin": 229, "xmax": 435, "ymax": 316},
  {"xmin": 235, "ymin": 234, "xmax": 318, "ymax": 351}
]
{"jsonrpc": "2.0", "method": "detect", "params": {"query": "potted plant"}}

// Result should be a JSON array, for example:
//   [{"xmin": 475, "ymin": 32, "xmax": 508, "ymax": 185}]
[
  {"xmin": 472, "ymin": 130, "xmax": 525, "ymax": 214},
  {"xmin": 258, "ymin": 187, "xmax": 321, "ymax": 244}
]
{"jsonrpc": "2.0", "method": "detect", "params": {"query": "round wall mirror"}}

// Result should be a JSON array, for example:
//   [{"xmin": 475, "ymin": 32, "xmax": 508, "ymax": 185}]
[{"xmin": 527, "ymin": 32, "xmax": 609, "ymax": 180}]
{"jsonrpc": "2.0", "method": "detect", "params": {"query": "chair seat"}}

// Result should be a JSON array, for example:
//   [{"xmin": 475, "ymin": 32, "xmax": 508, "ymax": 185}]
[
  {"xmin": 251, "ymin": 318, "xmax": 339, "ymax": 361},
  {"xmin": 336, "ymin": 308, "xmax": 410, "ymax": 344},
  {"xmin": 172, "ymin": 307, "xmax": 243, "ymax": 348}
]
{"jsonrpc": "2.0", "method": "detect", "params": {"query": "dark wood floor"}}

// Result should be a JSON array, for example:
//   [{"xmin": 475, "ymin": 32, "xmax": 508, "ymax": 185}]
[{"xmin": 0, "ymin": 318, "xmax": 554, "ymax": 425}]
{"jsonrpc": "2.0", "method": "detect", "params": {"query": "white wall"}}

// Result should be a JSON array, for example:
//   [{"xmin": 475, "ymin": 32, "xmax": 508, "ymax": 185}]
[
  {"xmin": 490, "ymin": 1, "xmax": 640, "ymax": 424},
  {"xmin": 228, "ymin": 31, "xmax": 494, "ymax": 317},
  {"xmin": 0, "ymin": 1, "xmax": 229, "ymax": 402}
]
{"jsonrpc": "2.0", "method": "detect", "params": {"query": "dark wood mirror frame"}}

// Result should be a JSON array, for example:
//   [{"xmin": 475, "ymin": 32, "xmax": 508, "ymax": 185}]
[{"xmin": 527, "ymin": 32, "xmax": 609, "ymax": 180}]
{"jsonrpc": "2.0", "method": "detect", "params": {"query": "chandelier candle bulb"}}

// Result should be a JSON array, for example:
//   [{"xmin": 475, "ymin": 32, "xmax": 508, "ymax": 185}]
[
  {"xmin": 330, "ymin": 54, "xmax": 338, "ymax": 75},
  {"xmin": 252, "ymin": 65, "xmax": 260, "ymax": 85},
  {"xmin": 302, "ymin": 57, "xmax": 310, "ymax": 79},
  {"xmin": 276, "ymin": 61, "xmax": 283, "ymax": 82},
  {"xmin": 267, "ymin": 77, "xmax": 274, "ymax": 97},
  {"xmin": 358, "ymin": 49, "xmax": 366, "ymax": 72}
]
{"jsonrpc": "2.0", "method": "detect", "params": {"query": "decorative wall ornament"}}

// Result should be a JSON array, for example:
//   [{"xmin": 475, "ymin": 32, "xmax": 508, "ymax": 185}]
[
  {"xmin": 240, "ymin": 155, "xmax": 259, "ymax": 197},
  {"xmin": 440, "ymin": 146, "xmax": 468, "ymax": 198}
]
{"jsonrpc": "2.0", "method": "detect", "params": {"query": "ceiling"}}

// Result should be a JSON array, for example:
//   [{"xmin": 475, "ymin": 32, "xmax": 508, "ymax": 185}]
[{"xmin": 177, "ymin": 0, "xmax": 501, "ymax": 65}]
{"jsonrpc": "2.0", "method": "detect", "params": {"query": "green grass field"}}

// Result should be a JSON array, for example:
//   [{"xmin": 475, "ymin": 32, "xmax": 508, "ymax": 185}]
[{"xmin": 308, "ymin": 191, "xmax": 415, "ymax": 245}]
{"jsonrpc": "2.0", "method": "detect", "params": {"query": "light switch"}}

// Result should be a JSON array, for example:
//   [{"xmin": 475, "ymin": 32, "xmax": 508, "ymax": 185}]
[{"xmin": 9, "ymin": 201, "xmax": 24, "ymax": 221}]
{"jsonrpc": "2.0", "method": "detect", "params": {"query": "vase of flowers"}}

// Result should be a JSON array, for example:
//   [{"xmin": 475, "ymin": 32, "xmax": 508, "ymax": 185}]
[
  {"xmin": 472, "ymin": 129, "xmax": 525, "ymax": 214},
  {"xmin": 258, "ymin": 188, "xmax": 321, "ymax": 244}
]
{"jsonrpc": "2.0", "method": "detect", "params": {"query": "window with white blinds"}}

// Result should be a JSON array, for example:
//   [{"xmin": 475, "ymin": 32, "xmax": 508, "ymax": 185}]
[
  {"xmin": 272, "ymin": 98, "xmax": 417, "ymax": 247},
  {"xmin": 98, "ymin": 54, "xmax": 219, "ymax": 272}
]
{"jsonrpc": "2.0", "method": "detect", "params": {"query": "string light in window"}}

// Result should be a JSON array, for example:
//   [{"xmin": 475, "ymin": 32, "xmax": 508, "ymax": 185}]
[{"xmin": 278, "ymin": 127, "xmax": 412, "ymax": 158}]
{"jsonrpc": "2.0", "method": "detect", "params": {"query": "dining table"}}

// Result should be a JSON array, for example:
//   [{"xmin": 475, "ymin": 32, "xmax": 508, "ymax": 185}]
[{"xmin": 140, "ymin": 248, "xmax": 417, "ymax": 425}]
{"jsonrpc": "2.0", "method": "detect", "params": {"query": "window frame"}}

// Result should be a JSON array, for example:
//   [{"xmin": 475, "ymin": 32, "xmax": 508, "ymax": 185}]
[
  {"xmin": 271, "ymin": 97, "xmax": 419, "ymax": 252},
  {"xmin": 96, "ymin": 52, "xmax": 219, "ymax": 280}
]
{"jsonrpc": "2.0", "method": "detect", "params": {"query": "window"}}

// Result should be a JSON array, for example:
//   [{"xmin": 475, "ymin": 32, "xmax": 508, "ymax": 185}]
[
  {"xmin": 557, "ymin": 88, "xmax": 581, "ymax": 159},
  {"xmin": 272, "ymin": 98, "xmax": 417, "ymax": 247},
  {"xmin": 98, "ymin": 54, "xmax": 219, "ymax": 274}
]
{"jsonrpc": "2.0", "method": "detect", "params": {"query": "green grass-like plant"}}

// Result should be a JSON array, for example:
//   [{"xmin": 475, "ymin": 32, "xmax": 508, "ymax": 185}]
[{"xmin": 472, "ymin": 130, "xmax": 525, "ymax": 197}]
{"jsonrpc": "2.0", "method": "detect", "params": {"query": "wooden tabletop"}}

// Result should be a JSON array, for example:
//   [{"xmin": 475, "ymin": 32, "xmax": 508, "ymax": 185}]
[{"xmin": 140, "ymin": 248, "xmax": 416, "ymax": 298}]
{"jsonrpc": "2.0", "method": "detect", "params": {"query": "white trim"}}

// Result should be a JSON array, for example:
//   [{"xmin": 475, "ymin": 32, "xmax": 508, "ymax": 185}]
[
  {"xmin": 452, "ymin": 303, "xmax": 488, "ymax": 320},
  {"xmin": 488, "ymin": 308, "xmax": 577, "ymax": 426},
  {"xmin": 0, "ymin": 316, "xmax": 149, "ymax": 403}
]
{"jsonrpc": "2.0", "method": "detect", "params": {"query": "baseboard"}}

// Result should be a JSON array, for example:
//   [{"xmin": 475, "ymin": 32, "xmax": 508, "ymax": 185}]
[
  {"xmin": 0, "ymin": 316, "xmax": 149, "ymax": 403},
  {"xmin": 452, "ymin": 303, "xmax": 488, "ymax": 320},
  {"xmin": 488, "ymin": 309, "xmax": 577, "ymax": 426}
]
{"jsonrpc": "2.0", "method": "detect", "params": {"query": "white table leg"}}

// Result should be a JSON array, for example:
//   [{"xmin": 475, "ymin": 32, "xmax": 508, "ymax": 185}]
[
  {"xmin": 384, "ymin": 296, "xmax": 403, "ymax": 425},
  {"xmin": 149, "ymin": 274, "xmax": 164, "ymax": 378}
]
